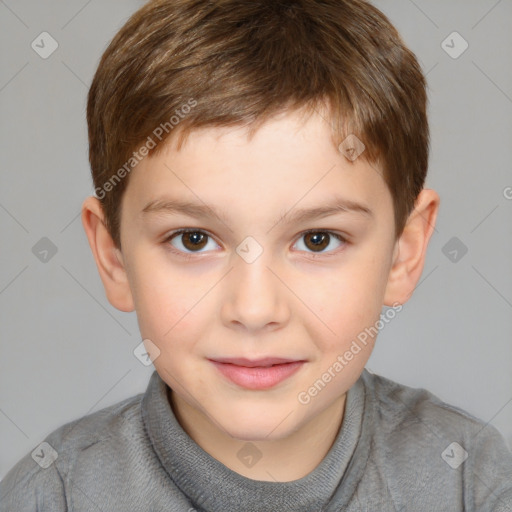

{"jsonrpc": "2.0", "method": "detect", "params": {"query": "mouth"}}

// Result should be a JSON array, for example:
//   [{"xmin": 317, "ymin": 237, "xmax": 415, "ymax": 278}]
[
  {"xmin": 208, "ymin": 357, "xmax": 306, "ymax": 390},
  {"xmin": 209, "ymin": 356, "xmax": 303, "ymax": 367}
]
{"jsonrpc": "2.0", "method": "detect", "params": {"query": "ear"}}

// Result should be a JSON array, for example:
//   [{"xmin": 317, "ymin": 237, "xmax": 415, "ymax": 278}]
[
  {"xmin": 81, "ymin": 196, "xmax": 135, "ymax": 312},
  {"xmin": 384, "ymin": 189, "xmax": 440, "ymax": 306}
]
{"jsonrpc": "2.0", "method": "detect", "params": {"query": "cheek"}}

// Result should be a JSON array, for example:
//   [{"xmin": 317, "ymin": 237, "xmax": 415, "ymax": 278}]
[
  {"xmin": 128, "ymin": 258, "xmax": 205, "ymax": 342},
  {"xmin": 308, "ymin": 250, "xmax": 391, "ymax": 350}
]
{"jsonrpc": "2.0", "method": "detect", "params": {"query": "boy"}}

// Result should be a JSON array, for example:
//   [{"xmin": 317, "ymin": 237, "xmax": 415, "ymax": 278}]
[{"xmin": 1, "ymin": 0, "xmax": 511, "ymax": 510}]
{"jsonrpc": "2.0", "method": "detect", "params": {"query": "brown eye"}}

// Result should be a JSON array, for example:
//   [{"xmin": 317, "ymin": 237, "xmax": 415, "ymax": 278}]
[
  {"xmin": 295, "ymin": 230, "xmax": 346, "ymax": 255},
  {"xmin": 181, "ymin": 231, "xmax": 208, "ymax": 251},
  {"xmin": 167, "ymin": 230, "xmax": 216, "ymax": 253},
  {"xmin": 304, "ymin": 232, "xmax": 330, "ymax": 252}
]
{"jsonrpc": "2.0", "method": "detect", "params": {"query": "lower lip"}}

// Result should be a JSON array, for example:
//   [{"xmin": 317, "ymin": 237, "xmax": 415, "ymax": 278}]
[{"xmin": 210, "ymin": 361, "xmax": 305, "ymax": 390}]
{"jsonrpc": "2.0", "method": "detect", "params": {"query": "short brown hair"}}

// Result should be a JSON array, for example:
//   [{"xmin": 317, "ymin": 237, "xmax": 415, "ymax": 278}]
[{"xmin": 87, "ymin": 0, "xmax": 429, "ymax": 249}]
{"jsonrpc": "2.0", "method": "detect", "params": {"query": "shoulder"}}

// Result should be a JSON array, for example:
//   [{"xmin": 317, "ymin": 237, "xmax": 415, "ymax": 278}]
[
  {"xmin": 361, "ymin": 368, "xmax": 509, "ymax": 452},
  {"xmin": 362, "ymin": 368, "xmax": 486, "ymax": 433},
  {"xmin": 359, "ymin": 369, "xmax": 512, "ymax": 510},
  {"xmin": 0, "ymin": 391, "xmax": 145, "ymax": 511}
]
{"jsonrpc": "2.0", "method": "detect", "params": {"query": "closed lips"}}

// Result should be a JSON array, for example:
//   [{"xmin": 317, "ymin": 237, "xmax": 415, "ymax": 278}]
[{"xmin": 209, "ymin": 357, "xmax": 304, "ymax": 367}]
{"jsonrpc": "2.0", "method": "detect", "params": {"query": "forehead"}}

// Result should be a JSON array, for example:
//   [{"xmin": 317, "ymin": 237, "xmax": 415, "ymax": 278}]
[{"xmin": 122, "ymin": 110, "xmax": 391, "ymax": 222}]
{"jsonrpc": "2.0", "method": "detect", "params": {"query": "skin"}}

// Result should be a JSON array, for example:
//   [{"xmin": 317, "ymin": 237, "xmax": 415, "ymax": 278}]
[{"xmin": 82, "ymin": 107, "xmax": 439, "ymax": 482}]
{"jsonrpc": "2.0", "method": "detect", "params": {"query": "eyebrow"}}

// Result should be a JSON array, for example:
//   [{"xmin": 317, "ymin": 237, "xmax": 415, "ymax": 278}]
[{"xmin": 141, "ymin": 196, "xmax": 373, "ymax": 227}]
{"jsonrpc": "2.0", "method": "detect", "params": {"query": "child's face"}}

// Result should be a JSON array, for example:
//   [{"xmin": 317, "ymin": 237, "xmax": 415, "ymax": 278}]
[{"xmin": 117, "ymin": 109, "xmax": 398, "ymax": 440}]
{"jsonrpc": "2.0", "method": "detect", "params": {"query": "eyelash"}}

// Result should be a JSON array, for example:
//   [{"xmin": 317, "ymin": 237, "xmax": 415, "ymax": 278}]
[{"xmin": 163, "ymin": 228, "xmax": 348, "ymax": 260}]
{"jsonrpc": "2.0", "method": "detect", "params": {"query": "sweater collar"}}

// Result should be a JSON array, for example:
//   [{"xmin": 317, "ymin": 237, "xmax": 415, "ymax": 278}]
[{"xmin": 142, "ymin": 368, "xmax": 371, "ymax": 512}]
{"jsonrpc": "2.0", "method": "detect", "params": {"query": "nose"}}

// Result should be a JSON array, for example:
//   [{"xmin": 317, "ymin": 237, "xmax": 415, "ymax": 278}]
[{"xmin": 220, "ymin": 248, "xmax": 290, "ymax": 333}]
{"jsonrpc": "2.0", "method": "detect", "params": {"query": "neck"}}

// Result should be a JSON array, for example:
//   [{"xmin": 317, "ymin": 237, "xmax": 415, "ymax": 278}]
[{"xmin": 168, "ymin": 388, "xmax": 346, "ymax": 482}]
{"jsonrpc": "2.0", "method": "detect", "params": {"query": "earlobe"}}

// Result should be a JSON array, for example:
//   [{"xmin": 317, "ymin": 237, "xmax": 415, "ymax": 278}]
[
  {"xmin": 384, "ymin": 189, "xmax": 440, "ymax": 306},
  {"xmin": 81, "ymin": 196, "xmax": 135, "ymax": 312}
]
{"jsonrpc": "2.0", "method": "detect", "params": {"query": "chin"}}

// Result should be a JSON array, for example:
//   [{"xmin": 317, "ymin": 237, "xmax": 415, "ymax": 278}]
[
  {"xmin": 214, "ymin": 408, "xmax": 303, "ymax": 442},
  {"xmin": 222, "ymin": 423, "xmax": 293, "ymax": 442}
]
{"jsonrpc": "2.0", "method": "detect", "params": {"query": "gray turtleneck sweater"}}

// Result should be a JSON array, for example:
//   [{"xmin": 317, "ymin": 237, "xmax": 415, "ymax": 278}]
[{"xmin": 1, "ymin": 368, "xmax": 511, "ymax": 511}]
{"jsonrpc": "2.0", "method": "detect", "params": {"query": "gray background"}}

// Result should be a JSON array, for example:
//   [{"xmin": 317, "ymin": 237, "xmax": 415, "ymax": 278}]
[{"xmin": 1, "ymin": 0, "xmax": 511, "ymax": 480}]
